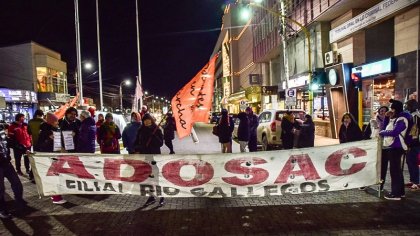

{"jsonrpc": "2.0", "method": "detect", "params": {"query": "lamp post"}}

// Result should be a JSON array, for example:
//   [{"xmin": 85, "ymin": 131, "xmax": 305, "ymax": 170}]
[
  {"xmin": 119, "ymin": 80, "xmax": 131, "ymax": 112},
  {"xmin": 74, "ymin": 61, "xmax": 93, "ymax": 106},
  {"xmin": 241, "ymin": 0, "xmax": 313, "ymax": 114}
]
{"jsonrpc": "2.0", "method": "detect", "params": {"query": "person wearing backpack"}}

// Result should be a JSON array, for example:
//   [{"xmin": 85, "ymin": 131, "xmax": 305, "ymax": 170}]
[
  {"xmin": 379, "ymin": 99, "xmax": 412, "ymax": 200},
  {"xmin": 405, "ymin": 99, "xmax": 420, "ymax": 190}
]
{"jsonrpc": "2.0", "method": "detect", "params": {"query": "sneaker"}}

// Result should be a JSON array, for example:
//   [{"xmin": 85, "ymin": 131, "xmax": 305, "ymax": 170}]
[
  {"xmin": 384, "ymin": 194, "xmax": 401, "ymax": 201},
  {"xmin": 52, "ymin": 199, "xmax": 67, "ymax": 204},
  {"xmin": 144, "ymin": 196, "xmax": 156, "ymax": 206},
  {"xmin": 158, "ymin": 197, "xmax": 165, "ymax": 206},
  {"xmin": 0, "ymin": 211, "xmax": 12, "ymax": 219},
  {"xmin": 409, "ymin": 184, "xmax": 419, "ymax": 191}
]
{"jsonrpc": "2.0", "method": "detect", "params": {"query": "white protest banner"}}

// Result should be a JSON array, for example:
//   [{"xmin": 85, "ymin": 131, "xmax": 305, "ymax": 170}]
[
  {"xmin": 30, "ymin": 140, "xmax": 380, "ymax": 198},
  {"xmin": 53, "ymin": 131, "xmax": 62, "ymax": 152},
  {"xmin": 62, "ymin": 131, "xmax": 74, "ymax": 150}
]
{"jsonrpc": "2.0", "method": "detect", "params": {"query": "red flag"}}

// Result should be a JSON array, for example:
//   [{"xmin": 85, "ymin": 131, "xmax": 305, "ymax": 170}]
[{"xmin": 171, "ymin": 55, "xmax": 218, "ymax": 139}]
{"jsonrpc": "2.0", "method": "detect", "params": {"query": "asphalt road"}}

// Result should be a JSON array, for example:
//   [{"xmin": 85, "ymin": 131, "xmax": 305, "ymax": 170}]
[{"xmin": 1, "ymin": 123, "xmax": 419, "ymax": 236}]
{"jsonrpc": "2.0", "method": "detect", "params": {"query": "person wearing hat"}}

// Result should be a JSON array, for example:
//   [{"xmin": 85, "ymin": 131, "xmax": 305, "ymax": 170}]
[
  {"xmin": 122, "ymin": 112, "xmax": 142, "ymax": 154},
  {"xmin": 97, "ymin": 113, "xmax": 122, "ymax": 154},
  {"xmin": 379, "ymin": 99, "xmax": 412, "ymax": 200},
  {"xmin": 28, "ymin": 109, "xmax": 45, "ymax": 152},
  {"xmin": 36, "ymin": 112, "xmax": 67, "ymax": 204},
  {"xmin": 216, "ymin": 109, "xmax": 235, "ymax": 153},
  {"xmin": 405, "ymin": 98, "xmax": 420, "ymax": 190},
  {"xmin": 76, "ymin": 110, "xmax": 96, "ymax": 153}
]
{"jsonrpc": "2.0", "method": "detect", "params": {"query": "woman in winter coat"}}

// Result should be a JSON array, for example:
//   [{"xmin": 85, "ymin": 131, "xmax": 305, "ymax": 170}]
[
  {"xmin": 298, "ymin": 114, "xmax": 315, "ymax": 148},
  {"xmin": 36, "ymin": 112, "xmax": 67, "ymax": 204},
  {"xmin": 122, "ymin": 112, "xmax": 142, "ymax": 154},
  {"xmin": 76, "ymin": 110, "xmax": 96, "ymax": 153},
  {"xmin": 338, "ymin": 112, "xmax": 363, "ymax": 143},
  {"xmin": 217, "ymin": 109, "xmax": 235, "ymax": 153},
  {"xmin": 163, "ymin": 112, "xmax": 176, "ymax": 154},
  {"xmin": 97, "ymin": 113, "xmax": 121, "ymax": 154},
  {"xmin": 237, "ymin": 111, "xmax": 250, "ymax": 152},
  {"xmin": 379, "ymin": 99, "xmax": 412, "ymax": 200},
  {"xmin": 134, "ymin": 113, "xmax": 163, "ymax": 154},
  {"xmin": 281, "ymin": 111, "xmax": 296, "ymax": 149}
]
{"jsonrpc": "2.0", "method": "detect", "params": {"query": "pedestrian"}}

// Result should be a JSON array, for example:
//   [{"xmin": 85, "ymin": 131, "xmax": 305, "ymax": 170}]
[
  {"xmin": 122, "ymin": 112, "xmax": 142, "ymax": 154},
  {"xmin": 246, "ymin": 107, "xmax": 259, "ymax": 152},
  {"xmin": 338, "ymin": 112, "xmax": 363, "ymax": 143},
  {"xmin": 76, "ymin": 110, "xmax": 96, "ymax": 153},
  {"xmin": 297, "ymin": 114, "xmax": 315, "ymax": 148},
  {"xmin": 36, "ymin": 112, "xmax": 67, "ymax": 204},
  {"xmin": 379, "ymin": 99, "xmax": 412, "ymax": 200},
  {"xmin": 59, "ymin": 107, "xmax": 81, "ymax": 152},
  {"xmin": 27, "ymin": 109, "xmax": 45, "ymax": 152},
  {"xmin": 0, "ymin": 124, "xmax": 26, "ymax": 219},
  {"xmin": 237, "ymin": 111, "xmax": 250, "ymax": 152},
  {"xmin": 97, "ymin": 113, "xmax": 122, "ymax": 154},
  {"xmin": 96, "ymin": 113, "xmax": 105, "ymax": 130},
  {"xmin": 163, "ymin": 112, "xmax": 176, "ymax": 154},
  {"xmin": 370, "ymin": 106, "xmax": 389, "ymax": 138},
  {"xmin": 8, "ymin": 113, "xmax": 32, "ymax": 176},
  {"xmin": 216, "ymin": 109, "xmax": 235, "ymax": 153},
  {"xmin": 404, "ymin": 99, "xmax": 420, "ymax": 190},
  {"xmin": 281, "ymin": 111, "xmax": 296, "ymax": 149},
  {"xmin": 133, "ymin": 113, "xmax": 164, "ymax": 206}
]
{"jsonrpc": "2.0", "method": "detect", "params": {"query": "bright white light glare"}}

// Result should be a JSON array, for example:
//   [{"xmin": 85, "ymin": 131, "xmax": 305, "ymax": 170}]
[
  {"xmin": 84, "ymin": 62, "xmax": 93, "ymax": 70},
  {"xmin": 311, "ymin": 84, "xmax": 319, "ymax": 91},
  {"xmin": 240, "ymin": 8, "xmax": 251, "ymax": 21},
  {"xmin": 125, "ymin": 80, "xmax": 131, "ymax": 86},
  {"xmin": 253, "ymin": 0, "xmax": 263, "ymax": 3}
]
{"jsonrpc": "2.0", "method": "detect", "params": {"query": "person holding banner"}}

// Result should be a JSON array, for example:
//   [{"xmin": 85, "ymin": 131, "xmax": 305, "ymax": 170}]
[
  {"xmin": 379, "ymin": 99, "xmax": 412, "ymax": 200},
  {"xmin": 134, "ymin": 113, "xmax": 163, "ymax": 154},
  {"xmin": 36, "ymin": 112, "xmax": 67, "ymax": 204},
  {"xmin": 59, "ymin": 107, "xmax": 81, "ymax": 152},
  {"xmin": 97, "ymin": 113, "xmax": 122, "ymax": 154},
  {"xmin": 338, "ymin": 113, "xmax": 363, "ymax": 144},
  {"xmin": 216, "ymin": 109, "xmax": 235, "ymax": 153}
]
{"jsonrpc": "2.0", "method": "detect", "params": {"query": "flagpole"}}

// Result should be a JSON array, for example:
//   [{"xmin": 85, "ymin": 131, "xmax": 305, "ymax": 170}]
[
  {"xmin": 96, "ymin": 0, "xmax": 104, "ymax": 111},
  {"xmin": 74, "ymin": 0, "xmax": 83, "ymax": 106},
  {"xmin": 135, "ymin": 0, "xmax": 143, "ymax": 108}
]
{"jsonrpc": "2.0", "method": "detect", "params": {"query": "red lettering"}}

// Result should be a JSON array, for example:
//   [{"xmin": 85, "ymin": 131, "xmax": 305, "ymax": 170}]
[
  {"xmin": 325, "ymin": 147, "xmax": 367, "ymax": 176},
  {"xmin": 162, "ymin": 160, "xmax": 213, "ymax": 187},
  {"xmin": 222, "ymin": 158, "xmax": 269, "ymax": 186},
  {"xmin": 46, "ymin": 155, "xmax": 94, "ymax": 179},
  {"xmin": 275, "ymin": 154, "xmax": 320, "ymax": 183},
  {"xmin": 103, "ymin": 159, "xmax": 152, "ymax": 182}
]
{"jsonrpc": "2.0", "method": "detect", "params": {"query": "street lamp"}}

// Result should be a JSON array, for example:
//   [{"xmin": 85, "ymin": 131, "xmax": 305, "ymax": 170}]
[
  {"xmin": 120, "ymin": 80, "xmax": 131, "ymax": 112},
  {"xmin": 75, "ymin": 61, "xmax": 93, "ymax": 107}
]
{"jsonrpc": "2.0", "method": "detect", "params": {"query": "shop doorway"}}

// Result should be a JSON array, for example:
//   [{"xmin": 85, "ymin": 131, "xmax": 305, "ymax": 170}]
[
  {"xmin": 362, "ymin": 77, "xmax": 395, "ymax": 124},
  {"xmin": 330, "ymin": 87, "xmax": 347, "ymax": 139}
]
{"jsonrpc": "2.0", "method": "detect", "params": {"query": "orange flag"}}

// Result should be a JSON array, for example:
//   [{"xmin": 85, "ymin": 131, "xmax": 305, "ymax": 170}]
[
  {"xmin": 54, "ymin": 94, "xmax": 79, "ymax": 119},
  {"xmin": 171, "ymin": 55, "xmax": 218, "ymax": 139}
]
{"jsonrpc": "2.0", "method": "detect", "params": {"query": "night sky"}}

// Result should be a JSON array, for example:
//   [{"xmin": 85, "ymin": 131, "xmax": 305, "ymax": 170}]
[{"xmin": 0, "ymin": 0, "xmax": 227, "ymax": 105}]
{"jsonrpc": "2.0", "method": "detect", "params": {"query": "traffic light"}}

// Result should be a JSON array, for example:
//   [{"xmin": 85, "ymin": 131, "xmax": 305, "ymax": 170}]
[{"xmin": 351, "ymin": 72, "xmax": 362, "ymax": 89}]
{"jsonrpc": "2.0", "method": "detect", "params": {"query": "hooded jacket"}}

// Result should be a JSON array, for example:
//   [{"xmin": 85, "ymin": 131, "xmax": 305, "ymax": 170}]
[
  {"xmin": 122, "ymin": 121, "xmax": 141, "ymax": 153},
  {"xmin": 237, "ymin": 112, "xmax": 250, "ymax": 142},
  {"xmin": 77, "ymin": 117, "xmax": 96, "ymax": 153},
  {"xmin": 379, "ymin": 111, "xmax": 412, "ymax": 149}
]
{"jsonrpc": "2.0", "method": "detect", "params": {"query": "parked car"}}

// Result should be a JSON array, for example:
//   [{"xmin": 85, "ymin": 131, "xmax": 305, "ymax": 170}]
[{"xmin": 257, "ymin": 109, "xmax": 306, "ymax": 151}]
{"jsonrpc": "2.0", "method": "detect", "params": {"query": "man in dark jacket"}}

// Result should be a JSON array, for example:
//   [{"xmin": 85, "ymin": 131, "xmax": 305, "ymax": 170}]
[
  {"xmin": 237, "ymin": 111, "xmax": 250, "ymax": 152},
  {"xmin": 0, "ymin": 124, "xmax": 26, "ymax": 219},
  {"xmin": 246, "ymin": 107, "xmax": 259, "ymax": 152},
  {"xmin": 122, "ymin": 112, "xmax": 142, "ymax": 154},
  {"xmin": 59, "ymin": 107, "xmax": 81, "ymax": 152},
  {"xmin": 163, "ymin": 112, "xmax": 176, "ymax": 154},
  {"xmin": 281, "ymin": 111, "xmax": 296, "ymax": 150},
  {"xmin": 76, "ymin": 110, "xmax": 96, "ymax": 153}
]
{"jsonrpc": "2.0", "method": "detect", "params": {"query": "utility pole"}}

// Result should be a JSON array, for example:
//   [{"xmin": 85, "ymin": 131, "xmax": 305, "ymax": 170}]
[{"xmin": 96, "ymin": 0, "xmax": 104, "ymax": 111}]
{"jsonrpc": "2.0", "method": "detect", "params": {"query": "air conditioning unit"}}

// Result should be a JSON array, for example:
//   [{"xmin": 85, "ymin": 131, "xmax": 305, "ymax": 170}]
[{"xmin": 324, "ymin": 51, "xmax": 337, "ymax": 66}]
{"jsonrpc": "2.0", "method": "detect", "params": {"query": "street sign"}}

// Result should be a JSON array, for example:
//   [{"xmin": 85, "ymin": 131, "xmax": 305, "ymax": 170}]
[
  {"xmin": 240, "ymin": 100, "xmax": 247, "ymax": 110},
  {"xmin": 285, "ymin": 97, "xmax": 297, "ymax": 107},
  {"xmin": 286, "ymin": 88, "xmax": 297, "ymax": 97}
]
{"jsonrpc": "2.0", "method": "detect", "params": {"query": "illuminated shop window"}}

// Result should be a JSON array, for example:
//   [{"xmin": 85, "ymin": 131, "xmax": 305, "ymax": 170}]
[{"xmin": 36, "ymin": 67, "xmax": 68, "ymax": 93}]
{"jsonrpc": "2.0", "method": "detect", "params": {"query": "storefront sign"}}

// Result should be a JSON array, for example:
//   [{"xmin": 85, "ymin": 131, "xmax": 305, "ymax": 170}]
[
  {"xmin": 0, "ymin": 88, "xmax": 37, "ymax": 103},
  {"xmin": 55, "ymin": 93, "xmax": 70, "ymax": 103},
  {"xmin": 262, "ymin": 86, "xmax": 278, "ymax": 95},
  {"xmin": 30, "ymin": 140, "xmax": 378, "ymax": 197},
  {"xmin": 351, "ymin": 58, "xmax": 394, "ymax": 78},
  {"xmin": 288, "ymin": 75, "xmax": 309, "ymax": 88},
  {"xmin": 330, "ymin": 0, "xmax": 418, "ymax": 43}
]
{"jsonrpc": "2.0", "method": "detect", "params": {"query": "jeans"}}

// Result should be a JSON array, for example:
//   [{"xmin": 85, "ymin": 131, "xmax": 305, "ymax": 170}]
[
  {"xmin": 13, "ymin": 148, "xmax": 30, "ymax": 172},
  {"xmin": 0, "ymin": 162, "xmax": 24, "ymax": 212},
  {"xmin": 406, "ymin": 146, "xmax": 420, "ymax": 184},
  {"xmin": 381, "ymin": 148, "xmax": 405, "ymax": 197}
]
